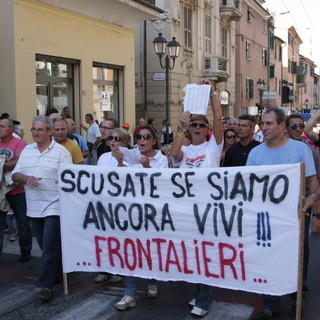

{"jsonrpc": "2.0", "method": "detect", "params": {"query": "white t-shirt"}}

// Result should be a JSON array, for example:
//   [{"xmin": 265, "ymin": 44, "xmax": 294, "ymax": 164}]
[
  {"xmin": 130, "ymin": 150, "xmax": 168, "ymax": 168},
  {"xmin": 173, "ymin": 137, "xmax": 223, "ymax": 168},
  {"xmin": 87, "ymin": 122, "xmax": 101, "ymax": 144},
  {"xmin": 97, "ymin": 151, "xmax": 128, "ymax": 167}
]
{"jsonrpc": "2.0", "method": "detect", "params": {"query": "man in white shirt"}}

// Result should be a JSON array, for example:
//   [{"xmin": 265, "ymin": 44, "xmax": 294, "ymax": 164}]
[{"xmin": 12, "ymin": 115, "xmax": 72, "ymax": 302}]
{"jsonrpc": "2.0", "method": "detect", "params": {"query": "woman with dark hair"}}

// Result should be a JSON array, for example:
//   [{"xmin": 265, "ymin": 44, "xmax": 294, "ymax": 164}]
[
  {"xmin": 113, "ymin": 125, "xmax": 168, "ymax": 310},
  {"xmin": 147, "ymin": 118, "xmax": 157, "ymax": 133},
  {"xmin": 220, "ymin": 128, "xmax": 237, "ymax": 166}
]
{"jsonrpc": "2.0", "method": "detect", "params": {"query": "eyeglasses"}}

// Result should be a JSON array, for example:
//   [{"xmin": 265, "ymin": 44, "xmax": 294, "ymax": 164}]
[
  {"xmin": 226, "ymin": 134, "xmax": 236, "ymax": 139},
  {"xmin": 136, "ymin": 133, "xmax": 153, "ymax": 140},
  {"xmin": 31, "ymin": 128, "xmax": 46, "ymax": 133},
  {"xmin": 100, "ymin": 126, "xmax": 113, "ymax": 130},
  {"xmin": 290, "ymin": 123, "xmax": 305, "ymax": 130},
  {"xmin": 189, "ymin": 122, "xmax": 209, "ymax": 129},
  {"xmin": 107, "ymin": 136, "xmax": 121, "ymax": 142}
]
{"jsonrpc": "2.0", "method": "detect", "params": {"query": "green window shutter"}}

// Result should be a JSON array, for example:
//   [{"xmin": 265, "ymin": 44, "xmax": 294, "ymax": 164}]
[{"xmin": 270, "ymin": 65, "xmax": 275, "ymax": 78}]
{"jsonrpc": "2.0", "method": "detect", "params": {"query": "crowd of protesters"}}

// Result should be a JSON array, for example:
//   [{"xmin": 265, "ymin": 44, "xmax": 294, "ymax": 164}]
[{"xmin": 1, "ymin": 80, "xmax": 320, "ymax": 319}]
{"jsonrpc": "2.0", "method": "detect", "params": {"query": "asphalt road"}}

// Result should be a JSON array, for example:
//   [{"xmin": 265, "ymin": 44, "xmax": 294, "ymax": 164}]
[{"xmin": 1, "ymin": 232, "xmax": 320, "ymax": 320}]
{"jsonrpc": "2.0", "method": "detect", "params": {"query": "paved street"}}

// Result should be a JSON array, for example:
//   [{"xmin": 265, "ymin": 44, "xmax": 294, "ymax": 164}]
[{"xmin": 1, "ymin": 232, "xmax": 320, "ymax": 320}]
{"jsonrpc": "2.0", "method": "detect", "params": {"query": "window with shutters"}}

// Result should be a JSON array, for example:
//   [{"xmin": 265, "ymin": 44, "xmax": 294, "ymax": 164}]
[
  {"xmin": 246, "ymin": 41, "xmax": 251, "ymax": 60},
  {"xmin": 270, "ymin": 65, "xmax": 275, "ymax": 79},
  {"xmin": 221, "ymin": 27, "xmax": 228, "ymax": 58},
  {"xmin": 205, "ymin": 16, "xmax": 211, "ymax": 54},
  {"xmin": 184, "ymin": 6, "xmax": 192, "ymax": 49},
  {"xmin": 246, "ymin": 78, "xmax": 254, "ymax": 99},
  {"xmin": 262, "ymin": 48, "xmax": 267, "ymax": 66}
]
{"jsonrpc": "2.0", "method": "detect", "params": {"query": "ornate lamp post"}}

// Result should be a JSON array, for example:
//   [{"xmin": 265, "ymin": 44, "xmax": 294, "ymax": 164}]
[
  {"xmin": 257, "ymin": 79, "xmax": 266, "ymax": 118},
  {"xmin": 153, "ymin": 33, "xmax": 181, "ymax": 144}
]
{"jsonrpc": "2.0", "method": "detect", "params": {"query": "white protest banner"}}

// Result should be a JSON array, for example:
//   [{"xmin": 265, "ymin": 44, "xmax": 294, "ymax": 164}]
[{"xmin": 58, "ymin": 163, "xmax": 301, "ymax": 296}]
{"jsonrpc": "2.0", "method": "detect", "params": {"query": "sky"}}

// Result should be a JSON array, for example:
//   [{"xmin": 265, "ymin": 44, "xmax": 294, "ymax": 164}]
[{"xmin": 263, "ymin": 0, "xmax": 320, "ymax": 71}]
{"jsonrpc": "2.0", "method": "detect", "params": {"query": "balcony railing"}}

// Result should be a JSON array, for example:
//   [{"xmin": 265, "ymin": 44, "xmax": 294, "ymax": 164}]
[
  {"xmin": 220, "ymin": 0, "xmax": 242, "ymax": 21},
  {"xmin": 202, "ymin": 55, "xmax": 230, "ymax": 80}
]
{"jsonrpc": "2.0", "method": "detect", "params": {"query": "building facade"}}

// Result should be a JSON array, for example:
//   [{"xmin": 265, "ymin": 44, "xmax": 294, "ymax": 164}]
[
  {"xmin": 234, "ymin": 0, "xmax": 273, "ymax": 117},
  {"xmin": 135, "ymin": 0, "xmax": 241, "ymax": 135},
  {"xmin": 0, "ymin": 0, "xmax": 161, "ymax": 142}
]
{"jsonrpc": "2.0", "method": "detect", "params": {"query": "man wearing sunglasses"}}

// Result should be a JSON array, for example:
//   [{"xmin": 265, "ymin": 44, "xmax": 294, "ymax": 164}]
[
  {"xmin": 223, "ymin": 114, "xmax": 260, "ymax": 167},
  {"xmin": 171, "ymin": 79, "xmax": 223, "ymax": 317},
  {"xmin": 247, "ymin": 108, "xmax": 320, "ymax": 320},
  {"xmin": 286, "ymin": 114, "xmax": 320, "ymax": 290}
]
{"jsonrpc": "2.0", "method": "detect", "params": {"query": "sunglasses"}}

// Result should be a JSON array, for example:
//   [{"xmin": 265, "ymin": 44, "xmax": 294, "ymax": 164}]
[
  {"xmin": 226, "ymin": 134, "xmax": 236, "ymax": 139},
  {"xmin": 136, "ymin": 133, "xmax": 153, "ymax": 140},
  {"xmin": 100, "ymin": 126, "xmax": 113, "ymax": 130},
  {"xmin": 189, "ymin": 122, "xmax": 209, "ymax": 129},
  {"xmin": 290, "ymin": 123, "xmax": 305, "ymax": 130},
  {"xmin": 107, "ymin": 136, "xmax": 121, "ymax": 142}
]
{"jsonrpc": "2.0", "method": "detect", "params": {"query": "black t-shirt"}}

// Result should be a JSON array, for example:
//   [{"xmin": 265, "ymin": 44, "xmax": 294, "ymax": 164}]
[
  {"xmin": 223, "ymin": 139, "xmax": 260, "ymax": 167},
  {"xmin": 97, "ymin": 141, "xmax": 111, "ymax": 159}
]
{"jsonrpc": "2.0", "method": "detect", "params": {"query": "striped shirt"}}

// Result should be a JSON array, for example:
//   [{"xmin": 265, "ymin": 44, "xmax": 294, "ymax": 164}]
[{"xmin": 12, "ymin": 139, "xmax": 72, "ymax": 218}]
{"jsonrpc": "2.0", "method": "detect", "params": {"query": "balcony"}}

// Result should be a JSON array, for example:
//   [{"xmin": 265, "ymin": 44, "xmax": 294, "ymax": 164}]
[
  {"xmin": 202, "ymin": 55, "xmax": 230, "ymax": 81},
  {"xmin": 296, "ymin": 75, "xmax": 306, "ymax": 87},
  {"xmin": 220, "ymin": 0, "xmax": 242, "ymax": 22}
]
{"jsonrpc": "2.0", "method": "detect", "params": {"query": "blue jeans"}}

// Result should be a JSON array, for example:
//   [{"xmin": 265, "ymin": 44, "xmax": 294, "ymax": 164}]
[
  {"xmin": 0, "ymin": 210, "xmax": 7, "ymax": 255},
  {"xmin": 32, "ymin": 216, "xmax": 62, "ymax": 289},
  {"xmin": 85, "ymin": 148, "xmax": 97, "ymax": 165},
  {"xmin": 6, "ymin": 212, "xmax": 18, "ymax": 234},
  {"xmin": 124, "ymin": 277, "xmax": 157, "ymax": 296},
  {"xmin": 263, "ymin": 295, "xmax": 281, "ymax": 313},
  {"xmin": 7, "ymin": 193, "xmax": 32, "ymax": 253},
  {"xmin": 194, "ymin": 284, "xmax": 213, "ymax": 310}
]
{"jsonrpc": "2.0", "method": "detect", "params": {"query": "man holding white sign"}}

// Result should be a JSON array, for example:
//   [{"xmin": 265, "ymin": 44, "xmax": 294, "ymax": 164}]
[
  {"xmin": 171, "ymin": 78, "xmax": 223, "ymax": 317},
  {"xmin": 247, "ymin": 108, "xmax": 320, "ymax": 320}
]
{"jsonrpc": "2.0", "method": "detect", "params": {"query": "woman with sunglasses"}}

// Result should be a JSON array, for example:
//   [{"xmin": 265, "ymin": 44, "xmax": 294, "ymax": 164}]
[
  {"xmin": 220, "ymin": 128, "xmax": 237, "ymax": 166},
  {"xmin": 94, "ymin": 128, "xmax": 130, "ymax": 284},
  {"xmin": 97, "ymin": 128, "xmax": 131, "ymax": 167},
  {"xmin": 170, "ymin": 79, "xmax": 223, "ymax": 318},
  {"xmin": 114, "ymin": 125, "xmax": 168, "ymax": 311}
]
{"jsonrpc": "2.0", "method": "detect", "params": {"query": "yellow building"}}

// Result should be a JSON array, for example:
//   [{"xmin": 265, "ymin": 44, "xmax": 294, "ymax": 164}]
[{"xmin": 0, "ymin": 0, "xmax": 161, "ymax": 142}]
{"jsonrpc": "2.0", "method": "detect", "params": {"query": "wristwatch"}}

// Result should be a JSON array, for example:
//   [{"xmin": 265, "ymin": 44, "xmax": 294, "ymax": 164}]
[{"xmin": 177, "ymin": 127, "xmax": 187, "ymax": 134}]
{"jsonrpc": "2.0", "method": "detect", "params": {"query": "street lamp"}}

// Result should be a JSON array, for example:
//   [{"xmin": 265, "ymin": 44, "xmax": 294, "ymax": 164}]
[
  {"xmin": 153, "ymin": 33, "xmax": 181, "ymax": 144},
  {"xmin": 257, "ymin": 79, "xmax": 266, "ymax": 118}
]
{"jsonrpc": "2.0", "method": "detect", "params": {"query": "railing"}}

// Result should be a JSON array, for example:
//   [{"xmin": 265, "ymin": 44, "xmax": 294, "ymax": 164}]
[
  {"xmin": 203, "ymin": 55, "xmax": 229, "ymax": 77},
  {"xmin": 221, "ymin": 0, "xmax": 240, "ymax": 9}
]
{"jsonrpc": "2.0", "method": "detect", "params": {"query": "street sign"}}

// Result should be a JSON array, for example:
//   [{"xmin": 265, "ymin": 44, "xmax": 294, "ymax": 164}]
[
  {"xmin": 152, "ymin": 72, "xmax": 165, "ymax": 81},
  {"xmin": 262, "ymin": 91, "xmax": 276, "ymax": 99}
]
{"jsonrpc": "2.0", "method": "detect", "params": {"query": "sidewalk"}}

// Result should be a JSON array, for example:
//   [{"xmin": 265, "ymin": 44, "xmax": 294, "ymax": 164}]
[{"xmin": 1, "ymin": 232, "xmax": 320, "ymax": 320}]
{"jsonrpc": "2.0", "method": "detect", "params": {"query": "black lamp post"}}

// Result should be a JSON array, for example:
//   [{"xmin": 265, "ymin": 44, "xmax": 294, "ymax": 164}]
[
  {"xmin": 153, "ymin": 33, "xmax": 181, "ymax": 144},
  {"xmin": 257, "ymin": 79, "xmax": 266, "ymax": 118}
]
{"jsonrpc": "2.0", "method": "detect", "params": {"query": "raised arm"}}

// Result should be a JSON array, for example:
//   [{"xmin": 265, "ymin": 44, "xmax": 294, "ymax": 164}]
[
  {"xmin": 198, "ymin": 79, "xmax": 223, "ymax": 145},
  {"xmin": 171, "ymin": 111, "xmax": 191, "ymax": 163},
  {"xmin": 304, "ymin": 111, "xmax": 320, "ymax": 143}
]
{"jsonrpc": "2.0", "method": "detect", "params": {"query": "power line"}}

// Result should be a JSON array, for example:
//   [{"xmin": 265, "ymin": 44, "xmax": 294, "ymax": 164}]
[
  {"xmin": 279, "ymin": 0, "xmax": 303, "ymax": 31},
  {"xmin": 298, "ymin": 0, "xmax": 315, "ymax": 29}
]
